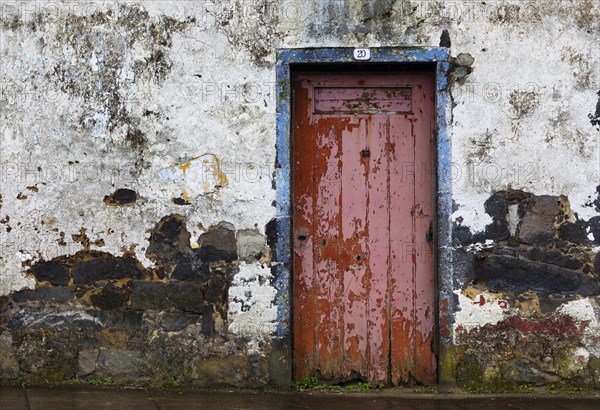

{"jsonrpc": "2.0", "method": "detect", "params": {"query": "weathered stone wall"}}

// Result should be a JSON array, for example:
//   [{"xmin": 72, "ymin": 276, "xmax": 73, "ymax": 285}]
[{"xmin": 1, "ymin": 0, "xmax": 599, "ymax": 388}]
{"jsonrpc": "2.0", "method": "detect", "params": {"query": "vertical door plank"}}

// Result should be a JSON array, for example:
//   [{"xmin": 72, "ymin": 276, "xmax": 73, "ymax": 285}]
[
  {"xmin": 313, "ymin": 119, "xmax": 345, "ymax": 379},
  {"xmin": 389, "ymin": 114, "xmax": 417, "ymax": 383},
  {"xmin": 365, "ymin": 116, "xmax": 391, "ymax": 383},
  {"xmin": 292, "ymin": 76, "xmax": 317, "ymax": 381},
  {"xmin": 412, "ymin": 78, "xmax": 436, "ymax": 384},
  {"xmin": 341, "ymin": 117, "xmax": 369, "ymax": 379}
]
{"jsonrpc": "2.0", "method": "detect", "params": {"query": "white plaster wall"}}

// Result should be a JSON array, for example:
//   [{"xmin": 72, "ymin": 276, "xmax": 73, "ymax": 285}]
[{"xmin": 1, "ymin": 1, "xmax": 599, "ymax": 350}]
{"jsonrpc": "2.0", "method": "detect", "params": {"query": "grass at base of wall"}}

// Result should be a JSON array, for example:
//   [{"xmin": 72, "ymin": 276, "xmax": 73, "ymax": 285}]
[{"xmin": 293, "ymin": 377, "xmax": 385, "ymax": 392}]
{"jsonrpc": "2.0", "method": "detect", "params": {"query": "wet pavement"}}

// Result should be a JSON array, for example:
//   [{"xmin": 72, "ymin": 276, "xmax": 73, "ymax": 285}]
[{"xmin": 1, "ymin": 385, "xmax": 600, "ymax": 410}]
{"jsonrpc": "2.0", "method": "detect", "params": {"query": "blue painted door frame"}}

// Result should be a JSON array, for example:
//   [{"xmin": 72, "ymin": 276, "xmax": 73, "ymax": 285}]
[{"xmin": 270, "ymin": 47, "xmax": 454, "ymax": 385}]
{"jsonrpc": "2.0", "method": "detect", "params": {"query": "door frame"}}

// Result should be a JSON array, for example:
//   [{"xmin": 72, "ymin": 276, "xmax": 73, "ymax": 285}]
[{"xmin": 270, "ymin": 47, "xmax": 454, "ymax": 386}]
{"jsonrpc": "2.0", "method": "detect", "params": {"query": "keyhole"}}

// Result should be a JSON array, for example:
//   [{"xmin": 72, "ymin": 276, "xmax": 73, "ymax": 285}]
[
  {"xmin": 356, "ymin": 254, "xmax": 362, "ymax": 261},
  {"xmin": 297, "ymin": 235, "xmax": 307, "ymax": 241},
  {"xmin": 361, "ymin": 149, "xmax": 370, "ymax": 158}
]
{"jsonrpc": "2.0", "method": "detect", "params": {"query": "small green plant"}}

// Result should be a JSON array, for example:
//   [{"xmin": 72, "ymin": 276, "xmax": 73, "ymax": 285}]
[
  {"xmin": 463, "ymin": 381, "xmax": 486, "ymax": 393},
  {"xmin": 546, "ymin": 383, "xmax": 557, "ymax": 391},
  {"xmin": 162, "ymin": 380, "xmax": 181, "ymax": 388},
  {"xmin": 377, "ymin": 382, "xmax": 385, "ymax": 390},
  {"xmin": 295, "ymin": 376, "xmax": 320, "ymax": 389},
  {"xmin": 572, "ymin": 386, "xmax": 584, "ymax": 392},
  {"xmin": 516, "ymin": 383, "xmax": 534, "ymax": 392},
  {"xmin": 88, "ymin": 376, "xmax": 113, "ymax": 386},
  {"xmin": 313, "ymin": 384, "xmax": 341, "ymax": 391},
  {"xmin": 343, "ymin": 381, "xmax": 373, "ymax": 392}
]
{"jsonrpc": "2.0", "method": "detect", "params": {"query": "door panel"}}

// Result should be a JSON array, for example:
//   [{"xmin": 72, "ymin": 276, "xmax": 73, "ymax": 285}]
[{"xmin": 292, "ymin": 72, "xmax": 436, "ymax": 385}]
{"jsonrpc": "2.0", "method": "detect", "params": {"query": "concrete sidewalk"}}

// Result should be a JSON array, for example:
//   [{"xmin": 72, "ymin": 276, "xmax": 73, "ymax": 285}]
[{"xmin": 1, "ymin": 385, "xmax": 600, "ymax": 410}]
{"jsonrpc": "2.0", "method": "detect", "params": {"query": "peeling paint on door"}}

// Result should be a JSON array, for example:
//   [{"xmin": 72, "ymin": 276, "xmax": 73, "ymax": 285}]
[{"xmin": 292, "ymin": 71, "xmax": 436, "ymax": 385}]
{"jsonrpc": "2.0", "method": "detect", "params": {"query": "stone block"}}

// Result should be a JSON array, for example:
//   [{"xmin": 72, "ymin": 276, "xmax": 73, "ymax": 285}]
[
  {"xmin": 157, "ymin": 312, "xmax": 199, "ymax": 332},
  {"xmin": 92, "ymin": 310, "xmax": 143, "ymax": 331},
  {"xmin": 11, "ymin": 286, "xmax": 74, "ymax": 304},
  {"xmin": 72, "ymin": 256, "xmax": 143, "ymax": 284},
  {"xmin": 518, "ymin": 195, "xmax": 560, "ymax": 244},
  {"xmin": 198, "ymin": 225, "xmax": 237, "ymax": 262},
  {"xmin": 0, "ymin": 331, "xmax": 18, "ymax": 379},
  {"xmin": 97, "ymin": 349, "xmax": 146, "ymax": 378},
  {"xmin": 237, "ymin": 230, "xmax": 266, "ymax": 262},
  {"xmin": 559, "ymin": 219, "xmax": 589, "ymax": 244},
  {"xmin": 77, "ymin": 349, "xmax": 98, "ymax": 377},
  {"xmin": 478, "ymin": 254, "xmax": 600, "ymax": 295},
  {"xmin": 500, "ymin": 358, "xmax": 559, "ymax": 384},
  {"xmin": 131, "ymin": 281, "xmax": 205, "ymax": 313},
  {"xmin": 171, "ymin": 262, "xmax": 210, "ymax": 282},
  {"xmin": 29, "ymin": 261, "xmax": 70, "ymax": 286},
  {"xmin": 89, "ymin": 283, "xmax": 130, "ymax": 310},
  {"xmin": 183, "ymin": 355, "xmax": 249, "ymax": 385},
  {"xmin": 8, "ymin": 307, "xmax": 102, "ymax": 332}
]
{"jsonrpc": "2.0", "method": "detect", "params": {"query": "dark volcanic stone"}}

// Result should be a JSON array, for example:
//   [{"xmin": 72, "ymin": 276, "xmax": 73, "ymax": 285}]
[
  {"xmin": 500, "ymin": 359, "xmax": 559, "ymax": 384},
  {"xmin": 265, "ymin": 218, "xmax": 278, "ymax": 260},
  {"xmin": 518, "ymin": 195, "xmax": 560, "ymax": 244},
  {"xmin": 91, "ymin": 310, "xmax": 143, "ymax": 331},
  {"xmin": 172, "ymin": 197, "xmax": 190, "ymax": 205},
  {"xmin": 8, "ymin": 306, "xmax": 102, "ymax": 332},
  {"xmin": 470, "ymin": 193, "xmax": 510, "ymax": 244},
  {"xmin": 158, "ymin": 313, "xmax": 199, "ymax": 331},
  {"xmin": 146, "ymin": 214, "xmax": 193, "ymax": 268},
  {"xmin": 90, "ymin": 283, "xmax": 130, "ymax": 310},
  {"xmin": 11, "ymin": 286, "xmax": 74, "ymax": 304},
  {"xmin": 97, "ymin": 349, "xmax": 146, "ymax": 378},
  {"xmin": 204, "ymin": 276, "xmax": 228, "ymax": 305},
  {"xmin": 537, "ymin": 249, "xmax": 583, "ymax": 270},
  {"xmin": 439, "ymin": 29, "xmax": 451, "ymax": 48},
  {"xmin": 71, "ymin": 256, "xmax": 143, "ymax": 284},
  {"xmin": 477, "ymin": 254, "xmax": 600, "ymax": 296},
  {"xmin": 506, "ymin": 190, "xmax": 529, "ymax": 202},
  {"xmin": 559, "ymin": 219, "xmax": 589, "ymax": 244},
  {"xmin": 131, "ymin": 281, "xmax": 205, "ymax": 313},
  {"xmin": 171, "ymin": 262, "xmax": 210, "ymax": 282},
  {"xmin": 198, "ymin": 226, "xmax": 237, "ymax": 262},
  {"xmin": 104, "ymin": 188, "xmax": 138, "ymax": 205},
  {"xmin": 589, "ymin": 216, "xmax": 600, "ymax": 244},
  {"xmin": 29, "ymin": 261, "xmax": 70, "ymax": 286},
  {"xmin": 452, "ymin": 222, "xmax": 473, "ymax": 246},
  {"xmin": 202, "ymin": 305, "xmax": 214, "ymax": 336}
]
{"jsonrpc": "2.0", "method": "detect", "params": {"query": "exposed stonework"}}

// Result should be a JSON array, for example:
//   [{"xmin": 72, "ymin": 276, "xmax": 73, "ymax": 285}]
[
  {"xmin": 452, "ymin": 190, "xmax": 600, "ymax": 387},
  {"xmin": 0, "ymin": 213, "xmax": 275, "ymax": 385},
  {"xmin": 0, "ymin": 0, "xmax": 598, "ymax": 389}
]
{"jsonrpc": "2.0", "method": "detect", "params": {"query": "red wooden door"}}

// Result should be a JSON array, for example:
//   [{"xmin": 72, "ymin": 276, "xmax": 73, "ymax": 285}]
[{"xmin": 292, "ymin": 71, "xmax": 436, "ymax": 385}]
